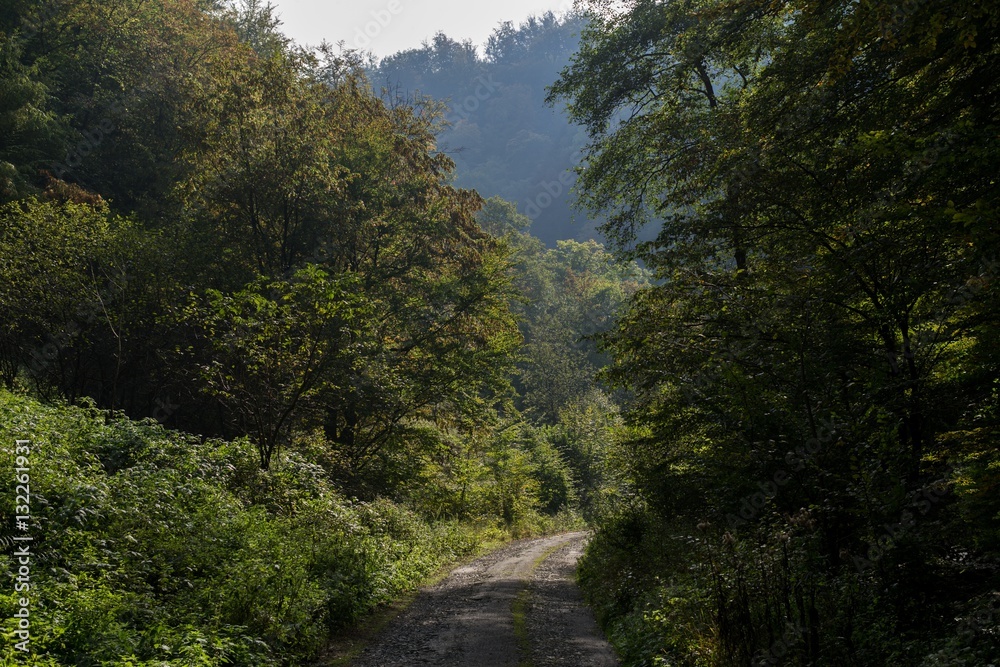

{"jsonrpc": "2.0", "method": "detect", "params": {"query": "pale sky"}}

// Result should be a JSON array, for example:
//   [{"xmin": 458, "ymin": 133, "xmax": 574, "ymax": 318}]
[{"xmin": 271, "ymin": 0, "xmax": 574, "ymax": 58}]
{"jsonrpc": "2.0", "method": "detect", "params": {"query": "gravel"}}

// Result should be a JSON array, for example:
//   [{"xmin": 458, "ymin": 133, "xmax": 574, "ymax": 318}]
[{"xmin": 349, "ymin": 531, "xmax": 619, "ymax": 667}]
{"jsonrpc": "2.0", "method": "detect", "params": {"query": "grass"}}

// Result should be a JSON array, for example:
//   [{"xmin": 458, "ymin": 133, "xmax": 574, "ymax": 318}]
[
  {"xmin": 512, "ymin": 538, "xmax": 574, "ymax": 667},
  {"xmin": 315, "ymin": 530, "xmax": 512, "ymax": 666}
]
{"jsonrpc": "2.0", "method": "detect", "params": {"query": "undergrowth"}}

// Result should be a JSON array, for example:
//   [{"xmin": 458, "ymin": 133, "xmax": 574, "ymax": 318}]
[{"xmin": 0, "ymin": 391, "xmax": 564, "ymax": 665}]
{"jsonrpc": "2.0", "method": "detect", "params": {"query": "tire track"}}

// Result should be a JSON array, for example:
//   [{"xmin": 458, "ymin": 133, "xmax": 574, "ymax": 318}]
[{"xmin": 349, "ymin": 531, "xmax": 617, "ymax": 667}]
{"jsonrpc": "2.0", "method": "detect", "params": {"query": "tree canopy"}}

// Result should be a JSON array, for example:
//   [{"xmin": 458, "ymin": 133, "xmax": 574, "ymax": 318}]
[{"xmin": 552, "ymin": 0, "xmax": 1000, "ymax": 663}]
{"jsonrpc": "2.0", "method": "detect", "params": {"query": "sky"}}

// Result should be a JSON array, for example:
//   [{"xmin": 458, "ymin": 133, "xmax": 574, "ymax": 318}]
[{"xmin": 270, "ymin": 0, "xmax": 573, "ymax": 58}]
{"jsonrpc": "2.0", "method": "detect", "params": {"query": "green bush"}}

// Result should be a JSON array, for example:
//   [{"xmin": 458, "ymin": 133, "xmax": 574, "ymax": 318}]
[{"xmin": 0, "ymin": 391, "xmax": 487, "ymax": 665}]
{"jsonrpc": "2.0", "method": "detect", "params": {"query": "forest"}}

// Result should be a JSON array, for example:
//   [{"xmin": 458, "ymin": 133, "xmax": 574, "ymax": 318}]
[
  {"xmin": 548, "ymin": 0, "xmax": 999, "ymax": 665},
  {"xmin": 0, "ymin": 0, "xmax": 998, "ymax": 665},
  {"xmin": 0, "ymin": 1, "xmax": 637, "ymax": 663},
  {"xmin": 371, "ymin": 12, "xmax": 602, "ymax": 247}
]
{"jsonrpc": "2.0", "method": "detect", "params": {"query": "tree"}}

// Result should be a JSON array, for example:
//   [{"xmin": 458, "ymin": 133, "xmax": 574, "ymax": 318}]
[
  {"xmin": 185, "ymin": 266, "xmax": 366, "ymax": 469},
  {"xmin": 373, "ymin": 13, "xmax": 598, "ymax": 246},
  {"xmin": 477, "ymin": 195, "xmax": 531, "ymax": 236},
  {"xmin": 0, "ymin": 32, "xmax": 63, "ymax": 200},
  {"xmin": 171, "ymin": 47, "xmax": 523, "ymax": 486},
  {"xmin": 0, "ymin": 196, "xmax": 162, "ymax": 407},
  {"xmin": 551, "ymin": 0, "xmax": 1000, "ymax": 662},
  {"xmin": 507, "ymin": 235, "xmax": 648, "ymax": 422},
  {"xmin": 174, "ymin": 47, "xmax": 348, "ymax": 284},
  {"xmin": 14, "ymin": 0, "xmax": 242, "ymax": 211}
]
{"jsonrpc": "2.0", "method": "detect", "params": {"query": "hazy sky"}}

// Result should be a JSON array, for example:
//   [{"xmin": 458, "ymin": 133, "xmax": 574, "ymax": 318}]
[{"xmin": 271, "ymin": 0, "xmax": 573, "ymax": 58}]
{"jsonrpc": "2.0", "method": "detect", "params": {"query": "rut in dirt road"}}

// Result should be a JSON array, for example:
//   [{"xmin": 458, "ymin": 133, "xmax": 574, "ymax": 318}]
[{"xmin": 350, "ymin": 531, "xmax": 618, "ymax": 667}]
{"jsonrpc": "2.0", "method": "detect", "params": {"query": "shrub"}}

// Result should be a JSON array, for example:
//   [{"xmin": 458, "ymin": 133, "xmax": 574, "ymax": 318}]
[{"xmin": 0, "ymin": 391, "xmax": 488, "ymax": 665}]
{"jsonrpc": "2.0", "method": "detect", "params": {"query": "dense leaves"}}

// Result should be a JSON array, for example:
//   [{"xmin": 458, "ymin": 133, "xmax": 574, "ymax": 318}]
[
  {"xmin": 552, "ymin": 0, "xmax": 1000, "ymax": 664},
  {"xmin": 0, "ymin": 0, "xmax": 531, "ymax": 486},
  {"xmin": 0, "ymin": 3, "xmax": 641, "ymax": 662},
  {"xmin": 0, "ymin": 391, "xmax": 486, "ymax": 665}
]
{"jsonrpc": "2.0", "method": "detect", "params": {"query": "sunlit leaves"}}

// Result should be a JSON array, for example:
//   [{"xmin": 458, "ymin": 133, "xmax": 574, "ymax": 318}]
[{"xmin": 184, "ymin": 266, "xmax": 367, "ymax": 469}]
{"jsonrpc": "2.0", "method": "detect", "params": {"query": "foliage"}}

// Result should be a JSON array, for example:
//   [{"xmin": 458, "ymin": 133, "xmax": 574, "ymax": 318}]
[
  {"xmin": 373, "ymin": 13, "xmax": 604, "ymax": 246},
  {"xmin": 0, "ymin": 32, "xmax": 63, "ymax": 201},
  {"xmin": 0, "ymin": 0, "xmax": 530, "ymax": 497},
  {"xmin": 0, "ymin": 390, "xmax": 490, "ymax": 665},
  {"xmin": 552, "ymin": 0, "xmax": 1000, "ymax": 664},
  {"xmin": 506, "ymin": 233, "xmax": 648, "ymax": 423},
  {"xmin": 182, "ymin": 267, "xmax": 368, "ymax": 469},
  {"xmin": 0, "ymin": 0, "xmax": 643, "ymax": 662},
  {"xmin": 0, "ymin": 197, "xmax": 167, "ymax": 406}
]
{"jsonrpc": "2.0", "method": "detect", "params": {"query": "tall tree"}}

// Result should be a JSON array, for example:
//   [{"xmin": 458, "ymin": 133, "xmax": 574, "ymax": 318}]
[{"xmin": 551, "ymin": 0, "xmax": 1000, "ymax": 663}]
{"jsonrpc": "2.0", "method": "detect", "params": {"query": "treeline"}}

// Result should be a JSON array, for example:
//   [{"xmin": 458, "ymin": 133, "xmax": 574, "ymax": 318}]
[
  {"xmin": 372, "ymin": 12, "xmax": 603, "ymax": 246},
  {"xmin": 0, "ymin": 0, "xmax": 519, "ymax": 490},
  {"xmin": 0, "ymin": 1, "xmax": 640, "ymax": 663},
  {"xmin": 550, "ymin": 0, "xmax": 1000, "ymax": 665}
]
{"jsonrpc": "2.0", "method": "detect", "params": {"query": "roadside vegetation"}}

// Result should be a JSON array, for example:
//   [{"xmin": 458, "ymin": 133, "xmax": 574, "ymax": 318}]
[
  {"xmin": 0, "ymin": 390, "xmax": 494, "ymax": 664},
  {"xmin": 551, "ymin": 0, "xmax": 1000, "ymax": 664},
  {"xmin": 0, "ymin": 2, "xmax": 640, "ymax": 664}
]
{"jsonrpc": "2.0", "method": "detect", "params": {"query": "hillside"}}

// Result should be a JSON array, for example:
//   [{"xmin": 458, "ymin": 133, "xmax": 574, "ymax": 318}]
[
  {"xmin": 372, "ymin": 13, "xmax": 603, "ymax": 247},
  {"xmin": 2, "ymin": 0, "xmax": 999, "ymax": 665}
]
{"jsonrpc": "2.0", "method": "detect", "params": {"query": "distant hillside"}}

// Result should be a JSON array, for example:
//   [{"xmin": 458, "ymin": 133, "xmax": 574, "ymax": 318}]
[{"xmin": 371, "ymin": 13, "xmax": 603, "ymax": 247}]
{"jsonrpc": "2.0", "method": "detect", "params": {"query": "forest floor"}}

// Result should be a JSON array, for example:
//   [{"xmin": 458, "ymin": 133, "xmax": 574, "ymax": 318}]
[{"xmin": 341, "ymin": 531, "xmax": 619, "ymax": 667}]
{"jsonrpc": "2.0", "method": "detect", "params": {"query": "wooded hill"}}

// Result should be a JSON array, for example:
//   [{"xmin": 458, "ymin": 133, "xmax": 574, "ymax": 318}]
[
  {"xmin": 372, "ymin": 12, "xmax": 604, "ymax": 247},
  {"xmin": 0, "ymin": 1, "xmax": 637, "ymax": 663}
]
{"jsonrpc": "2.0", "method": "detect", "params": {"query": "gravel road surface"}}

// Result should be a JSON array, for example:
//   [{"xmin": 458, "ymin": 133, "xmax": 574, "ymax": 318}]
[{"xmin": 350, "ymin": 531, "xmax": 618, "ymax": 667}]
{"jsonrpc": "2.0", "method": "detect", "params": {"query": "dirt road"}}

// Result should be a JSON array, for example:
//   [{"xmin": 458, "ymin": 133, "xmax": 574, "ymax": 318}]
[{"xmin": 350, "ymin": 531, "xmax": 618, "ymax": 667}]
